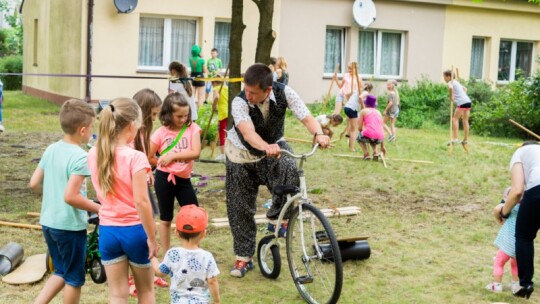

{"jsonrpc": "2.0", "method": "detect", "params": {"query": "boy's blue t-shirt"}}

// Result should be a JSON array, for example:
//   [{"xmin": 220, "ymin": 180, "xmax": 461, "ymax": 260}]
[{"xmin": 38, "ymin": 140, "xmax": 90, "ymax": 231}]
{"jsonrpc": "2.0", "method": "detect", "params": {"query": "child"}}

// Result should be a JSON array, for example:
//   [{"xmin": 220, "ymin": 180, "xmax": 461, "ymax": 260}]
[
  {"xmin": 189, "ymin": 45, "xmax": 209, "ymax": 107},
  {"xmin": 275, "ymin": 56, "xmax": 289, "ymax": 85},
  {"xmin": 29, "ymin": 99, "xmax": 101, "ymax": 304},
  {"xmin": 87, "ymin": 98, "xmax": 158, "ymax": 303},
  {"xmin": 211, "ymin": 75, "xmax": 229, "ymax": 161},
  {"xmin": 357, "ymin": 95, "xmax": 385, "ymax": 160},
  {"xmin": 383, "ymin": 79, "xmax": 400, "ymax": 142},
  {"xmin": 443, "ymin": 70, "xmax": 472, "ymax": 145},
  {"xmin": 205, "ymin": 48, "xmax": 223, "ymax": 102},
  {"xmin": 149, "ymin": 92, "xmax": 202, "ymax": 252},
  {"xmin": 487, "ymin": 187, "xmax": 521, "ymax": 293},
  {"xmin": 169, "ymin": 61, "xmax": 198, "ymax": 122},
  {"xmin": 151, "ymin": 205, "xmax": 220, "ymax": 304},
  {"xmin": 315, "ymin": 113, "xmax": 343, "ymax": 139}
]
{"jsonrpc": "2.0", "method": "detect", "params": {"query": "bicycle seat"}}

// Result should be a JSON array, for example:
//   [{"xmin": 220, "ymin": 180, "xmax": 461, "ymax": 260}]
[
  {"xmin": 88, "ymin": 213, "xmax": 99, "ymax": 225},
  {"xmin": 273, "ymin": 185, "xmax": 300, "ymax": 196}
]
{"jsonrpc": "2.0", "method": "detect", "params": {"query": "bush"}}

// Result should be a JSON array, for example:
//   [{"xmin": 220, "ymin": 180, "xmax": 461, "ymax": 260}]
[
  {"xmin": 196, "ymin": 105, "xmax": 218, "ymax": 143},
  {"xmin": 0, "ymin": 55, "xmax": 22, "ymax": 90}
]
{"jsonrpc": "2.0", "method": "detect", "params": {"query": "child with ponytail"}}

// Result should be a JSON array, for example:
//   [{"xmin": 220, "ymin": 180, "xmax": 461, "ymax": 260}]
[{"xmin": 87, "ymin": 98, "xmax": 158, "ymax": 303}]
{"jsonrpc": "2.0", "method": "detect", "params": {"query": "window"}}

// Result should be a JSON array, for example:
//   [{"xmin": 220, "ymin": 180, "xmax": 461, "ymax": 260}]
[
  {"xmin": 214, "ymin": 22, "xmax": 230, "ymax": 68},
  {"xmin": 138, "ymin": 17, "xmax": 197, "ymax": 70},
  {"xmin": 498, "ymin": 40, "xmax": 533, "ymax": 82},
  {"xmin": 358, "ymin": 30, "xmax": 403, "ymax": 78},
  {"xmin": 470, "ymin": 38, "xmax": 485, "ymax": 79},
  {"xmin": 324, "ymin": 27, "xmax": 345, "ymax": 74}
]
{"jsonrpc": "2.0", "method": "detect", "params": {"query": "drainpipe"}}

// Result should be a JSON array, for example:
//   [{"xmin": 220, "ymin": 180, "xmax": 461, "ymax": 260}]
[{"xmin": 86, "ymin": 0, "xmax": 94, "ymax": 101}]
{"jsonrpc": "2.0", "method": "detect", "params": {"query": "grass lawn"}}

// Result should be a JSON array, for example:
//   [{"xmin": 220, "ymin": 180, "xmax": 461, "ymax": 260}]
[{"xmin": 0, "ymin": 91, "xmax": 538, "ymax": 303}]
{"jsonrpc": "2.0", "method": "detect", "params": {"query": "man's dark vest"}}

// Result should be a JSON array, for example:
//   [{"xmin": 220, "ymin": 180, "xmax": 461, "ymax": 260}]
[{"xmin": 234, "ymin": 82, "xmax": 288, "ymax": 156}]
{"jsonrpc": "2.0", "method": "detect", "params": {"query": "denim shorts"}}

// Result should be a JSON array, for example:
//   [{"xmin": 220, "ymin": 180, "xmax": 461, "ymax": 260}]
[
  {"xmin": 344, "ymin": 107, "xmax": 358, "ymax": 119},
  {"xmin": 42, "ymin": 226, "xmax": 87, "ymax": 287},
  {"xmin": 99, "ymin": 224, "xmax": 150, "ymax": 267}
]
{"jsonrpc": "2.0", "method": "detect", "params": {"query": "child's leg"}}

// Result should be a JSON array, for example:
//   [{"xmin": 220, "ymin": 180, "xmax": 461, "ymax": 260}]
[
  {"xmin": 390, "ymin": 117, "xmax": 397, "ymax": 138},
  {"xmin": 461, "ymin": 109, "xmax": 470, "ymax": 141},
  {"xmin": 493, "ymin": 249, "xmax": 511, "ymax": 283},
  {"xmin": 130, "ymin": 265, "xmax": 155, "ymax": 304},
  {"xmin": 218, "ymin": 118, "xmax": 227, "ymax": 154},
  {"xmin": 104, "ymin": 260, "xmax": 131, "ymax": 302},
  {"xmin": 63, "ymin": 285, "xmax": 82, "ymax": 303},
  {"xmin": 510, "ymin": 257, "xmax": 519, "ymax": 281},
  {"xmin": 370, "ymin": 142, "xmax": 378, "ymax": 155},
  {"xmin": 452, "ymin": 108, "xmax": 463, "ymax": 140},
  {"xmin": 383, "ymin": 116, "xmax": 391, "ymax": 136},
  {"xmin": 358, "ymin": 141, "xmax": 369, "ymax": 156},
  {"xmin": 349, "ymin": 118, "xmax": 358, "ymax": 151},
  {"xmin": 195, "ymin": 86, "xmax": 205, "ymax": 107},
  {"xmin": 34, "ymin": 275, "xmax": 65, "ymax": 304},
  {"xmin": 154, "ymin": 170, "xmax": 177, "ymax": 252}
]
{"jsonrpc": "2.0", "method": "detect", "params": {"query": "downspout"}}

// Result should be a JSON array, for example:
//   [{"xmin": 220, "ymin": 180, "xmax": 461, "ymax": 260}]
[{"xmin": 86, "ymin": 0, "xmax": 94, "ymax": 101}]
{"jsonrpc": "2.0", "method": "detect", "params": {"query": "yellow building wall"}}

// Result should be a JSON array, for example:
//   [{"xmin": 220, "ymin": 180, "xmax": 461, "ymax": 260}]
[
  {"xmin": 22, "ymin": 0, "xmax": 85, "ymax": 100},
  {"xmin": 442, "ymin": 3, "xmax": 540, "ymax": 83}
]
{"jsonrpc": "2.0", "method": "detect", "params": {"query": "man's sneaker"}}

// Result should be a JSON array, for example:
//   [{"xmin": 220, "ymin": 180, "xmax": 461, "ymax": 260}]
[
  {"xmin": 447, "ymin": 139, "xmax": 460, "ymax": 146},
  {"xmin": 267, "ymin": 223, "xmax": 287, "ymax": 238},
  {"xmin": 230, "ymin": 260, "xmax": 254, "ymax": 278},
  {"xmin": 485, "ymin": 282, "xmax": 503, "ymax": 292}
]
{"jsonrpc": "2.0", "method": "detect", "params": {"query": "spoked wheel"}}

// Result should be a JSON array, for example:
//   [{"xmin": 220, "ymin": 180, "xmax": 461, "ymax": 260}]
[
  {"xmin": 286, "ymin": 203, "xmax": 343, "ymax": 304},
  {"xmin": 89, "ymin": 258, "xmax": 107, "ymax": 284},
  {"xmin": 257, "ymin": 235, "xmax": 281, "ymax": 279}
]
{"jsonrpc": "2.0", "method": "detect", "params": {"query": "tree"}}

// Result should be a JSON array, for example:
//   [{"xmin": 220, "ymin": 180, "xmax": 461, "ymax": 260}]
[
  {"xmin": 253, "ymin": 0, "xmax": 276, "ymax": 65},
  {"xmin": 227, "ymin": 0, "xmax": 246, "ymax": 129},
  {"xmin": 0, "ymin": 0, "xmax": 22, "ymax": 56}
]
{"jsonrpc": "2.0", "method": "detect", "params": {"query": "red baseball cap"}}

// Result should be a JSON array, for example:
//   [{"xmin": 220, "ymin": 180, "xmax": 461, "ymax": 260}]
[{"xmin": 176, "ymin": 205, "xmax": 208, "ymax": 233}]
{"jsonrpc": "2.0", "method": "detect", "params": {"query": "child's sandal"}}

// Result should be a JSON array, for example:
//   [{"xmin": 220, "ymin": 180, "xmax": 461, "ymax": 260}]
[
  {"xmin": 154, "ymin": 276, "xmax": 169, "ymax": 288},
  {"xmin": 363, "ymin": 154, "xmax": 372, "ymax": 160},
  {"xmin": 373, "ymin": 153, "xmax": 380, "ymax": 161}
]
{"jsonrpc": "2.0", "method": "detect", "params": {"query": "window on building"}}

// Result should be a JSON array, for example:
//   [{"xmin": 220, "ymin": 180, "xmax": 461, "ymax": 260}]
[
  {"xmin": 324, "ymin": 27, "xmax": 345, "ymax": 74},
  {"xmin": 358, "ymin": 30, "xmax": 403, "ymax": 78},
  {"xmin": 470, "ymin": 38, "xmax": 485, "ymax": 79},
  {"xmin": 33, "ymin": 19, "xmax": 38, "ymax": 66},
  {"xmin": 138, "ymin": 17, "xmax": 197, "ymax": 70},
  {"xmin": 214, "ymin": 22, "xmax": 230, "ymax": 68},
  {"xmin": 498, "ymin": 40, "xmax": 533, "ymax": 82}
]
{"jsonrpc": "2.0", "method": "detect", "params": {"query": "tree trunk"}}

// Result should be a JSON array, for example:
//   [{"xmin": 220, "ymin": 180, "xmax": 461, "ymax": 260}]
[
  {"xmin": 227, "ymin": 0, "xmax": 246, "ymax": 129},
  {"xmin": 253, "ymin": 0, "xmax": 276, "ymax": 65}
]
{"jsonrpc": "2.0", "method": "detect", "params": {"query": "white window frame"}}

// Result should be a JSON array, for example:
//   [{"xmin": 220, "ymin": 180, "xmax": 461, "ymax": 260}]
[
  {"xmin": 324, "ymin": 26, "xmax": 346, "ymax": 77},
  {"xmin": 358, "ymin": 30, "xmax": 404, "ymax": 79},
  {"xmin": 497, "ymin": 39, "xmax": 534, "ymax": 84},
  {"xmin": 138, "ymin": 17, "xmax": 199, "ymax": 72},
  {"xmin": 470, "ymin": 37, "xmax": 486, "ymax": 80}
]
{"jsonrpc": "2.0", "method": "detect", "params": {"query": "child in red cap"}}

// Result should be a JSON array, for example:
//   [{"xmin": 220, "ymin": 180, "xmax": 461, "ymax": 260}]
[{"xmin": 151, "ymin": 205, "xmax": 220, "ymax": 303}]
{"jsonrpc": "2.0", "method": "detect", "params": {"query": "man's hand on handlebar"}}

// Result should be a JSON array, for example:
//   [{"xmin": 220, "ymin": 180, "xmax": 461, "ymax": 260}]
[
  {"xmin": 315, "ymin": 134, "xmax": 330, "ymax": 148},
  {"xmin": 264, "ymin": 143, "xmax": 281, "ymax": 158}
]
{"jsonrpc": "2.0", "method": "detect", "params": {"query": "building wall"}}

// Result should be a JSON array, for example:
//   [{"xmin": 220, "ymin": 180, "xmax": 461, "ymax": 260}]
[
  {"xmin": 279, "ymin": 0, "xmax": 446, "ymax": 102},
  {"xmin": 442, "ymin": 3, "xmax": 540, "ymax": 83},
  {"xmin": 21, "ymin": 0, "xmax": 85, "ymax": 102}
]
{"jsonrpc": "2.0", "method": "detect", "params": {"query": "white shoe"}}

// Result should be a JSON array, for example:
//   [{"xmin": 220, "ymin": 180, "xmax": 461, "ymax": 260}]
[
  {"xmin": 510, "ymin": 281, "xmax": 521, "ymax": 293},
  {"xmin": 0, "ymin": 124, "xmax": 4, "ymax": 133},
  {"xmin": 214, "ymin": 154, "xmax": 226, "ymax": 162},
  {"xmin": 485, "ymin": 282, "xmax": 503, "ymax": 292}
]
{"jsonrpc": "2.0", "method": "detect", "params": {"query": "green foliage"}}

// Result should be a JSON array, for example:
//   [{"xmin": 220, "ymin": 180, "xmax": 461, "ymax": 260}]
[
  {"xmin": 0, "ymin": 0, "xmax": 23, "ymax": 56},
  {"xmin": 0, "ymin": 55, "xmax": 22, "ymax": 89},
  {"xmin": 196, "ymin": 105, "xmax": 218, "ymax": 142}
]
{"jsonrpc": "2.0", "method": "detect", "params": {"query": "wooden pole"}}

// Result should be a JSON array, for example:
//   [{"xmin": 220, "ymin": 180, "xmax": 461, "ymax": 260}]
[
  {"xmin": 0, "ymin": 220, "xmax": 42, "ymax": 230},
  {"xmin": 352, "ymin": 62, "xmax": 364, "ymax": 109},
  {"xmin": 448, "ymin": 65, "xmax": 455, "ymax": 155},
  {"xmin": 202, "ymin": 65, "xmax": 229, "ymax": 148},
  {"xmin": 322, "ymin": 65, "xmax": 339, "ymax": 113},
  {"xmin": 509, "ymin": 119, "xmax": 540, "ymax": 140},
  {"xmin": 333, "ymin": 154, "xmax": 434, "ymax": 164}
]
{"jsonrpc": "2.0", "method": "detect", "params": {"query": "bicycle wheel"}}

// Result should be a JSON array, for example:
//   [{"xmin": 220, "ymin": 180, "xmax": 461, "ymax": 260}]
[
  {"xmin": 257, "ymin": 235, "xmax": 281, "ymax": 279},
  {"xmin": 286, "ymin": 203, "xmax": 343, "ymax": 304}
]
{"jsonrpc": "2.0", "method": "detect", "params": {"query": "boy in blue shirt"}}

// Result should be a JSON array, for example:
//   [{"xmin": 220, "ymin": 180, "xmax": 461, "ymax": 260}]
[{"xmin": 29, "ymin": 99, "xmax": 101, "ymax": 304}]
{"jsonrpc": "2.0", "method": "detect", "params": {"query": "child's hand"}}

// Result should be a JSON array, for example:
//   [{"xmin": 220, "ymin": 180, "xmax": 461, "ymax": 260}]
[
  {"xmin": 147, "ymin": 173, "xmax": 155, "ymax": 186},
  {"xmin": 158, "ymin": 154, "xmax": 173, "ymax": 167},
  {"xmin": 493, "ymin": 204, "xmax": 504, "ymax": 225},
  {"xmin": 147, "ymin": 239, "xmax": 159, "ymax": 259}
]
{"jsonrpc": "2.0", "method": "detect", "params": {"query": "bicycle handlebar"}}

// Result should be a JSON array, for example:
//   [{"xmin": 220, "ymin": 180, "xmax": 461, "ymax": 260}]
[{"xmin": 280, "ymin": 143, "xmax": 319, "ymax": 159}]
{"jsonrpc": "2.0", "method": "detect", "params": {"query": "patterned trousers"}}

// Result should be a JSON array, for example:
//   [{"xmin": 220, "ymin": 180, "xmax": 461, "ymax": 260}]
[{"xmin": 225, "ymin": 141, "xmax": 299, "ymax": 259}]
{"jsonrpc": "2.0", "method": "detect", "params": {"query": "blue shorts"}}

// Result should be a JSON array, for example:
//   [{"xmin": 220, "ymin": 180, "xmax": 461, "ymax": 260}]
[
  {"xmin": 99, "ymin": 224, "xmax": 150, "ymax": 267},
  {"xmin": 344, "ymin": 107, "xmax": 358, "ymax": 119},
  {"xmin": 206, "ymin": 82, "xmax": 212, "ymax": 93},
  {"xmin": 42, "ymin": 226, "xmax": 87, "ymax": 287}
]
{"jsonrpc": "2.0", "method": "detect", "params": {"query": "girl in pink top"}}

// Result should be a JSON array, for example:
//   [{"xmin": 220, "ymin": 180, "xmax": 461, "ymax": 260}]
[
  {"xmin": 357, "ymin": 94, "xmax": 385, "ymax": 160},
  {"xmin": 87, "ymin": 98, "xmax": 157, "ymax": 303},
  {"xmin": 149, "ymin": 92, "xmax": 202, "ymax": 252}
]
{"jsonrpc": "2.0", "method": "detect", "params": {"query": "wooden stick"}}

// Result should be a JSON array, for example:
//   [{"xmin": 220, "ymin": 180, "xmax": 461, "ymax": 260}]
[
  {"xmin": 322, "ymin": 65, "xmax": 339, "ymax": 113},
  {"xmin": 352, "ymin": 62, "xmax": 364, "ymax": 109},
  {"xmin": 448, "ymin": 65, "xmax": 455, "ymax": 155},
  {"xmin": 333, "ymin": 154, "xmax": 434, "ymax": 164},
  {"xmin": 202, "ymin": 65, "xmax": 229, "ymax": 148},
  {"xmin": 284, "ymin": 136, "xmax": 312, "ymax": 144},
  {"xmin": 380, "ymin": 152, "xmax": 387, "ymax": 168},
  {"xmin": 0, "ymin": 220, "xmax": 42, "ymax": 230},
  {"xmin": 27, "ymin": 212, "xmax": 40, "ymax": 217},
  {"xmin": 509, "ymin": 119, "xmax": 540, "ymax": 140}
]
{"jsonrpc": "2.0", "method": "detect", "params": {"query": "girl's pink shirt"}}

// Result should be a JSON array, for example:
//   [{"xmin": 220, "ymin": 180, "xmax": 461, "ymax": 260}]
[
  {"xmin": 87, "ymin": 146, "xmax": 151, "ymax": 226},
  {"xmin": 362, "ymin": 109, "xmax": 384, "ymax": 140},
  {"xmin": 150, "ymin": 123, "xmax": 201, "ymax": 179},
  {"xmin": 340, "ymin": 73, "xmax": 360, "ymax": 96}
]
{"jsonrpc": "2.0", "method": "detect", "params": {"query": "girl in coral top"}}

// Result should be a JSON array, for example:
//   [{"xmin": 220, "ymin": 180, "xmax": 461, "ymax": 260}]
[
  {"xmin": 357, "ymin": 94, "xmax": 385, "ymax": 160},
  {"xmin": 148, "ymin": 92, "xmax": 202, "ymax": 252}
]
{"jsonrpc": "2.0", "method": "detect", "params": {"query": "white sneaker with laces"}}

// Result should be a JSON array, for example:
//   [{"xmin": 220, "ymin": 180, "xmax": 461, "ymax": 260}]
[
  {"xmin": 485, "ymin": 282, "xmax": 503, "ymax": 292},
  {"xmin": 214, "ymin": 154, "xmax": 226, "ymax": 162},
  {"xmin": 510, "ymin": 281, "xmax": 520, "ymax": 293}
]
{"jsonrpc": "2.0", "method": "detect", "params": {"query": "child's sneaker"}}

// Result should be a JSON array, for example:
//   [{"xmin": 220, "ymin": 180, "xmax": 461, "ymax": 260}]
[
  {"xmin": 447, "ymin": 139, "xmax": 460, "ymax": 146},
  {"xmin": 388, "ymin": 134, "xmax": 395, "ymax": 142},
  {"xmin": 230, "ymin": 260, "xmax": 254, "ymax": 278},
  {"xmin": 267, "ymin": 223, "xmax": 287, "ymax": 238},
  {"xmin": 510, "ymin": 280, "xmax": 521, "ymax": 293},
  {"xmin": 485, "ymin": 282, "xmax": 503, "ymax": 292}
]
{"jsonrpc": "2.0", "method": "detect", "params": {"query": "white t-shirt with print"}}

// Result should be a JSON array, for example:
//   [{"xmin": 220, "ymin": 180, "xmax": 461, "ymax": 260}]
[
  {"xmin": 509, "ymin": 144, "xmax": 540, "ymax": 190},
  {"xmin": 159, "ymin": 247, "xmax": 220, "ymax": 304}
]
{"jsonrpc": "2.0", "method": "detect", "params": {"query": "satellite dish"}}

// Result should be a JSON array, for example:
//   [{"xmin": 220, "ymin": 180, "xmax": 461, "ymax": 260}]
[
  {"xmin": 353, "ymin": 0, "xmax": 377, "ymax": 28},
  {"xmin": 114, "ymin": 0, "xmax": 137, "ymax": 14}
]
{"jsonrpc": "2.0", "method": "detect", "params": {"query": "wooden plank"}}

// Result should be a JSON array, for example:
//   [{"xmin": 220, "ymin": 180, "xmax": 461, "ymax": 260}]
[
  {"xmin": 0, "ymin": 220, "xmax": 42, "ymax": 230},
  {"xmin": 211, "ymin": 208, "xmax": 360, "ymax": 228},
  {"xmin": 211, "ymin": 206, "xmax": 360, "ymax": 223}
]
